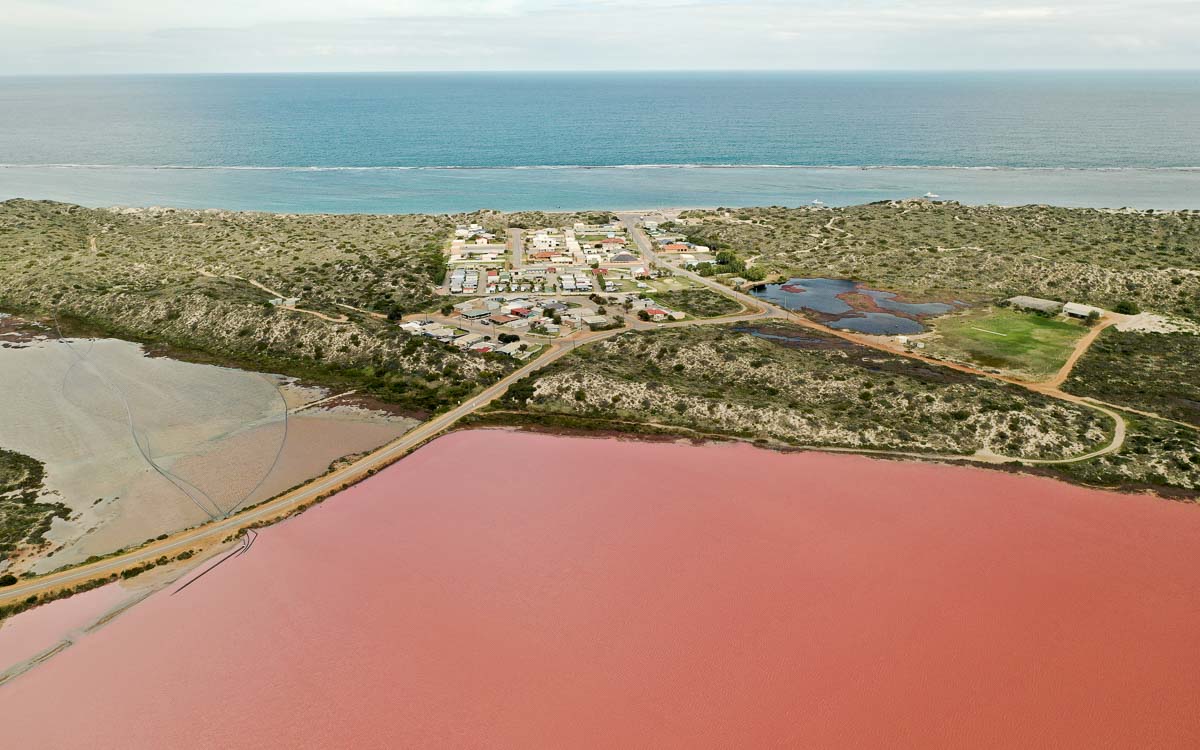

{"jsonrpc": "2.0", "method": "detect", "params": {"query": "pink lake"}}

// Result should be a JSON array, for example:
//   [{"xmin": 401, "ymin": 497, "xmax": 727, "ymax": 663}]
[{"xmin": 2, "ymin": 429, "xmax": 1199, "ymax": 748}]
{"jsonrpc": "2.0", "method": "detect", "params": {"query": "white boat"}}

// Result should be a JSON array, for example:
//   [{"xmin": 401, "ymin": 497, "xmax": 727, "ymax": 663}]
[
  {"xmin": 924, "ymin": 192, "xmax": 940, "ymax": 199},
  {"xmin": 811, "ymin": 199, "xmax": 825, "ymax": 206}
]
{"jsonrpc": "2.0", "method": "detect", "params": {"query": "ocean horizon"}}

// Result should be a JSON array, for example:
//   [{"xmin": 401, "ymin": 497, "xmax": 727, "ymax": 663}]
[{"xmin": 3, "ymin": 71, "xmax": 1199, "ymax": 212}]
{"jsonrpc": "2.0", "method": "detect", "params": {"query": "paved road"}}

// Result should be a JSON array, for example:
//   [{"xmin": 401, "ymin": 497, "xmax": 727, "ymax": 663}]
[
  {"xmin": 0, "ymin": 217, "xmax": 1132, "ymax": 605},
  {"xmin": 619, "ymin": 212, "xmax": 1130, "ymax": 460},
  {"xmin": 1, "ymin": 292, "xmax": 776, "ymax": 606},
  {"xmin": 508, "ymin": 228, "xmax": 524, "ymax": 270},
  {"xmin": 618, "ymin": 213, "xmax": 783, "ymax": 317},
  {"xmin": 0, "ymin": 333, "xmax": 590, "ymax": 605}
]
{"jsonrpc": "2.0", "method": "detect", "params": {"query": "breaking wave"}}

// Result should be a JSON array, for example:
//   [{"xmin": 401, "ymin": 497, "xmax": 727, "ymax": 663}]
[{"xmin": 3, "ymin": 163, "xmax": 1200, "ymax": 172}]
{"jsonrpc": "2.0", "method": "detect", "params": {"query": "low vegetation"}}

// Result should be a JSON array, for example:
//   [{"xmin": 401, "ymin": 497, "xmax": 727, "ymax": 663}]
[
  {"xmin": 0, "ymin": 200, "xmax": 519, "ymax": 415},
  {"xmin": 672, "ymin": 201, "xmax": 1200, "ymax": 321},
  {"xmin": 0, "ymin": 449, "xmax": 70, "ymax": 563},
  {"xmin": 499, "ymin": 210, "xmax": 617, "ymax": 231},
  {"xmin": 1063, "ymin": 329, "xmax": 1200, "ymax": 427},
  {"xmin": 1055, "ymin": 416, "xmax": 1200, "ymax": 494},
  {"xmin": 647, "ymin": 289, "xmax": 741, "ymax": 318},
  {"xmin": 489, "ymin": 324, "xmax": 1110, "ymax": 460}
]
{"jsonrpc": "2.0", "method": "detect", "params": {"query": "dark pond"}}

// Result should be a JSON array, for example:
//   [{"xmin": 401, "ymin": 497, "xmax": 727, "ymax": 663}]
[{"xmin": 750, "ymin": 278, "xmax": 956, "ymax": 335}]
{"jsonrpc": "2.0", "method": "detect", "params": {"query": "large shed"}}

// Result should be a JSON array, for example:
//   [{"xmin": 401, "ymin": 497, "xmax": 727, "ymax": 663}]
[
  {"xmin": 1064, "ymin": 302, "xmax": 1104, "ymax": 319},
  {"xmin": 1006, "ymin": 296, "xmax": 1063, "ymax": 314}
]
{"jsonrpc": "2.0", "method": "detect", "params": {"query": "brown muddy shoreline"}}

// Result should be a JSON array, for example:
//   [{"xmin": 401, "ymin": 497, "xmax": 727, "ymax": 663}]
[{"xmin": 463, "ymin": 415, "xmax": 1199, "ymax": 502}]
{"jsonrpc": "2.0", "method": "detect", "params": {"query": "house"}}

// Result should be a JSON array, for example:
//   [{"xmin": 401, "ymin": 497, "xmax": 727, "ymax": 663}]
[
  {"xmin": 610, "ymin": 251, "xmax": 638, "ymax": 263},
  {"xmin": 462, "ymin": 309, "xmax": 492, "ymax": 321},
  {"xmin": 1007, "ymin": 296, "xmax": 1064, "ymax": 315},
  {"xmin": 530, "ymin": 233, "xmax": 560, "ymax": 251},
  {"xmin": 489, "ymin": 313, "xmax": 518, "ymax": 325},
  {"xmin": 455, "ymin": 334, "xmax": 486, "ymax": 349},
  {"xmin": 661, "ymin": 243, "xmax": 690, "ymax": 253},
  {"xmin": 645, "ymin": 308, "xmax": 669, "ymax": 321},
  {"xmin": 496, "ymin": 341, "xmax": 526, "ymax": 357},
  {"xmin": 583, "ymin": 315, "xmax": 609, "ymax": 327},
  {"xmin": 1064, "ymin": 302, "xmax": 1104, "ymax": 319}
]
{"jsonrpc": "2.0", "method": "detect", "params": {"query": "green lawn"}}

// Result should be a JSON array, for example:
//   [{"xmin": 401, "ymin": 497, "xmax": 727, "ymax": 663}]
[{"xmin": 929, "ymin": 307, "xmax": 1088, "ymax": 378}]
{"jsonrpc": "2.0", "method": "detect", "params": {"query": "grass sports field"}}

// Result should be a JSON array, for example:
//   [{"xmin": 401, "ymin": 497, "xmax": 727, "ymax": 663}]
[{"xmin": 928, "ymin": 307, "xmax": 1088, "ymax": 378}]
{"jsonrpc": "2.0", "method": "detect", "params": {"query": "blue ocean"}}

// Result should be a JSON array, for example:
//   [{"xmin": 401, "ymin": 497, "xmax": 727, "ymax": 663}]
[{"xmin": 1, "ymin": 72, "xmax": 1198, "ymax": 212}]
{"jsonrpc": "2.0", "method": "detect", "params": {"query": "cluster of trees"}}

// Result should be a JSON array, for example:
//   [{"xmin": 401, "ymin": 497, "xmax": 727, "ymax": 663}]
[{"xmin": 695, "ymin": 250, "xmax": 766, "ymax": 281}]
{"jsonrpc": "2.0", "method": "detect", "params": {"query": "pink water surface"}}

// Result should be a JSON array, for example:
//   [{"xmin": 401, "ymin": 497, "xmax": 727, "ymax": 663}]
[
  {"xmin": 0, "ymin": 581, "xmax": 130, "ymax": 673},
  {"xmin": 3, "ymin": 429, "xmax": 1200, "ymax": 748}
]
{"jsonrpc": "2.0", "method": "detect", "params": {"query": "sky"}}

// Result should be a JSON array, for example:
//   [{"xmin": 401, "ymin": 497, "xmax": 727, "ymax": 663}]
[{"xmin": 2, "ymin": 0, "xmax": 1199, "ymax": 74}]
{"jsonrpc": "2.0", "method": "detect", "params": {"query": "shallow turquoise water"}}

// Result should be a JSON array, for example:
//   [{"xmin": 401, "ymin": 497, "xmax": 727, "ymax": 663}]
[{"xmin": 2, "ymin": 72, "xmax": 1198, "ymax": 211}]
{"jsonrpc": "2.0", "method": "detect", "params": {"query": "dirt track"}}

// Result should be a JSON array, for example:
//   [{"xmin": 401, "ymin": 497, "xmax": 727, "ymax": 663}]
[{"xmin": 0, "ymin": 220, "xmax": 1138, "ymax": 607}]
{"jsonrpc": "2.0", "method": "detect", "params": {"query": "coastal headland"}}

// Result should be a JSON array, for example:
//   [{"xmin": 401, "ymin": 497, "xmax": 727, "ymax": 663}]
[{"xmin": 1, "ymin": 197, "xmax": 1197, "ymax": 614}]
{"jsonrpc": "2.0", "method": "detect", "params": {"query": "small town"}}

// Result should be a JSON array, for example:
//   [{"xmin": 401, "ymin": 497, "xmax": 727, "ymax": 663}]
[{"xmin": 427, "ymin": 218, "xmax": 716, "ymax": 358}]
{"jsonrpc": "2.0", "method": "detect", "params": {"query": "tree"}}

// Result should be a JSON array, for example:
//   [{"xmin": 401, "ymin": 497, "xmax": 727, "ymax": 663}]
[
  {"xmin": 440, "ymin": 304, "xmax": 454, "ymax": 316},
  {"xmin": 0, "ymin": 574, "xmax": 17, "ymax": 587},
  {"xmin": 1114, "ymin": 300, "xmax": 1140, "ymax": 315}
]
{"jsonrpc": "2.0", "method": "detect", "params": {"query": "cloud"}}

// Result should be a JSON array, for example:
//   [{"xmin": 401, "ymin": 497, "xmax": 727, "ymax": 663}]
[{"xmin": 1, "ymin": 0, "xmax": 1197, "ymax": 73}]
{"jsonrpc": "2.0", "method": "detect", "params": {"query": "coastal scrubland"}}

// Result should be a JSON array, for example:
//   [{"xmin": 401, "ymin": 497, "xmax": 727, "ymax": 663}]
[
  {"xmin": 486, "ymin": 324, "xmax": 1109, "ymax": 460},
  {"xmin": 0, "ymin": 448, "xmax": 68, "ymax": 566},
  {"xmin": 496, "ymin": 210, "xmax": 617, "ymax": 231},
  {"xmin": 645, "ymin": 289, "xmax": 742, "ymax": 318},
  {"xmin": 673, "ymin": 201, "xmax": 1200, "ymax": 322},
  {"xmin": 1055, "ymin": 416, "xmax": 1200, "ymax": 493},
  {"xmin": 484, "ymin": 324, "xmax": 1200, "ymax": 495},
  {"xmin": 0, "ymin": 200, "xmax": 516, "ymax": 415},
  {"xmin": 1063, "ymin": 329, "xmax": 1200, "ymax": 427}
]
